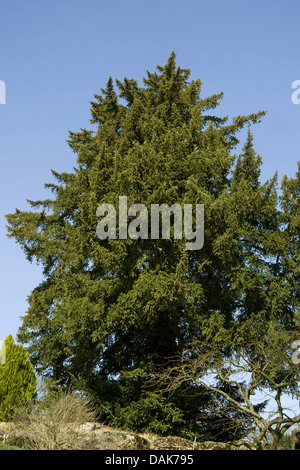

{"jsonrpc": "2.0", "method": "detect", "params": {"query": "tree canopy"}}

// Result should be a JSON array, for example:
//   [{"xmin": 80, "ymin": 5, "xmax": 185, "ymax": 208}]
[{"xmin": 5, "ymin": 52, "xmax": 300, "ymax": 437}]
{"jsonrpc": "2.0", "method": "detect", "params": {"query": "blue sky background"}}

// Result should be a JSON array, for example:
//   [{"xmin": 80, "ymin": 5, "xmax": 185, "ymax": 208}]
[{"xmin": 0, "ymin": 0, "xmax": 299, "ymax": 415}]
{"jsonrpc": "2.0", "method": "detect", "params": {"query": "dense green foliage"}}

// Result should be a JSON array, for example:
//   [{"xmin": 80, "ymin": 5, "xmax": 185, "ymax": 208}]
[
  {"xmin": 0, "ymin": 335, "xmax": 36, "ymax": 421},
  {"xmin": 5, "ymin": 53, "xmax": 300, "ymax": 437}
]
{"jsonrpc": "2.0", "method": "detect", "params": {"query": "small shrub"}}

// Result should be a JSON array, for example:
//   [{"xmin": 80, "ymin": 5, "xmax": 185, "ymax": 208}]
[{"xmin": 11, "ymin": 391, "xmax": 97, "ymax": 450}]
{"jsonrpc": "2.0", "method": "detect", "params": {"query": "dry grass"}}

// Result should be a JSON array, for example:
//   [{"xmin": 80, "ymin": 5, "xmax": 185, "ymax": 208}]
[{"xmin": 11, "ymin": 392, "xmax": 98, "ymax": 450}]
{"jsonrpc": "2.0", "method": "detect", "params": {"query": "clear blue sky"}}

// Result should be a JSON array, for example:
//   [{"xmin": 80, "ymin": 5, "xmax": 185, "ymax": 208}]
[{"xmin": 1, "ymin": 0, "xmax": 300, "ymax": 347}]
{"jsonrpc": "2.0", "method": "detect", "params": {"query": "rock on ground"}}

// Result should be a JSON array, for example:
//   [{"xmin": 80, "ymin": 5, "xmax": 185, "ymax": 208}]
[{"xmin": 0, "ymin": 421, "xmax": 251, "ymax": 450}]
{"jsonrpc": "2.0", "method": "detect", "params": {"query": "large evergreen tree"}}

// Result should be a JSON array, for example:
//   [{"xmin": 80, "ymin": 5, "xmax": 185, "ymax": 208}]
[{"xmin": 5, "ymin": 53, "xmax": 299, "ymax": 436}]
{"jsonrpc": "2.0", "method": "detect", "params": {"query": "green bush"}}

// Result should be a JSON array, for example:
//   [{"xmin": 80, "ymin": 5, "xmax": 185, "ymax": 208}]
[
  {"xmin": 0, "ymin": 442, "xmax": 23, "ymax": 450},
  {"xmin": 0, "ymin": 335, "xmax": 36, "ymax": 421},
  {"xmin": 12, "ymin": 391, "xmax": 97, "ymax": 450}
]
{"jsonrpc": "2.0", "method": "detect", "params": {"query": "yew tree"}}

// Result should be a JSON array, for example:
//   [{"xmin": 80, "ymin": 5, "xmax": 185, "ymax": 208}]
[{"xmin": 6, "ymin": 53, "xmax": 299, "ymax": 436}]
